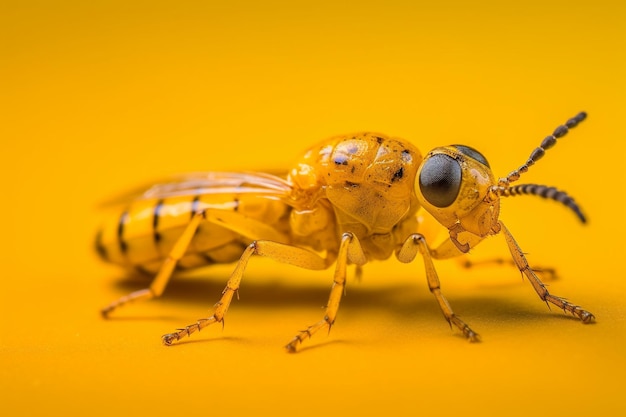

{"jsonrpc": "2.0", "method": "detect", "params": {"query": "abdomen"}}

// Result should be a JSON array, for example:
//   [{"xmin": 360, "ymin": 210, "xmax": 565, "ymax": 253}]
[{"xmin": 95, "ymin": 193, "xmax": 291, "ymax": 274}]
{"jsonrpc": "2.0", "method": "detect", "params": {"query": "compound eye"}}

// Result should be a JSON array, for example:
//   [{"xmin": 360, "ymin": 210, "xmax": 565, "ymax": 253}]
[
  {"xmin": 452, "ymin": 145, "xmax": 490, "ymax": 167},
  {"xmin": 419, "ymin": 154, "xmax": 462, "ymax": 207}
]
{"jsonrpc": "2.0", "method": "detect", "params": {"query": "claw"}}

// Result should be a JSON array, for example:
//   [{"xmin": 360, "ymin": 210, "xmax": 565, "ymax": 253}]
[
  {"xmin": 101, "ymin": 307, "xmax": 112, "ymax": 319},
  {"xmin": 284, "ymin": 341, "xmax": 299, "ymax": 353},
  {"xmin": 466, "ymin": 331, "xmax": 481, "ymax": 343},
  {"xmin": 162, "ymin": 333, "xmax": 180, "ymax": 346},
  {"xmin": 579, "ymin": 310, "xmax": 595, "ymax": 324}
]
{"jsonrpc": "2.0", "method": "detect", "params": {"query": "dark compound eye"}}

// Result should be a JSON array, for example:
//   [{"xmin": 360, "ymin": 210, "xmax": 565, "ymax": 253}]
[
  {"xmin": 452, "ymin": 145, "xmax": 490, "ymax": 168},
  {"xmin": 419, "ymin": 154, "xmax": 462, "ymax": 207}
]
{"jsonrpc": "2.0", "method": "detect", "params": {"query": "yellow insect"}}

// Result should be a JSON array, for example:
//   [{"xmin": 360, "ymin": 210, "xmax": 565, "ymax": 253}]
[{"xmin": 97, "ymin": 112, "xmax": 594, "ymax": 352}]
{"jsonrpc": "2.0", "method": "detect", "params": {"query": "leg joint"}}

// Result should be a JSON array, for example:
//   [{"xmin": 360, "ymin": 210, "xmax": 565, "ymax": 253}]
[
  {"xmin": 409, "ymin": 233, "xmax": 426, "ymax": 245},
  {"xmin": 429, "ymin": 284, "xmax": 441, "ymax": 293}
]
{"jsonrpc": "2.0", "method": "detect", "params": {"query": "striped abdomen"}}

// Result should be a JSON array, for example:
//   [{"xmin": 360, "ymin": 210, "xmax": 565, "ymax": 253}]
[{"xmin": 95, "ymin": 193, "xmax": 291, "ymax": 274}]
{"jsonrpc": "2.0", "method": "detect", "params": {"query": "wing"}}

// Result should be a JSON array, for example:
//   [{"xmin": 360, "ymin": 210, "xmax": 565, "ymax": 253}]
[{"xmin": 99, "ymin": 171, "xmax": 294, "ymax": 208}]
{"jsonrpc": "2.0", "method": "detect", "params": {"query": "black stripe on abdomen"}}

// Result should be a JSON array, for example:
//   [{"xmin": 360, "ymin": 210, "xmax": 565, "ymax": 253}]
[
  {"xmin": 191, "ymin": 195, "xmax": 202, "ymax": 236},
  {"xmin": 118, "ymin": 210, "xmax": 129, "ymax": 254},
  {"xmin": 94, "ymin": 229, "xmax": 109, "ymax": 261},
  {"xmin": 153, "ymin": 199, "xmax": 164, "ymax": 245},
  {"xmin": 191, "ymin": 195, "xmax": 201, "ymax": 218}
]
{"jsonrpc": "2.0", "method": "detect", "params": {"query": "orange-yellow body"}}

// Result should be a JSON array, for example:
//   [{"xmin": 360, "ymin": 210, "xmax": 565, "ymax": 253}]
[
  {"xmin": 96, "ymin": 175, "xmax": 294, "ymax": 274},
  {"xmin": 97, "ymin": 113, "xmax": 594, "ymax": 352},
  {"xmin": 97, "ymin": 133, "xmax": 425, "ymax": 272}
]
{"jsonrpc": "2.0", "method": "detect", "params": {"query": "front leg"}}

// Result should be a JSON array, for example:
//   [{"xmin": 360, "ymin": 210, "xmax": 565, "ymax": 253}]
[
  {"xmin": 499, "ymin": 221, "xmax": 594, "ymax": 323},
  {"xmin": 397, "ymin": 234, "xmax": 480, "ymax": 342}
]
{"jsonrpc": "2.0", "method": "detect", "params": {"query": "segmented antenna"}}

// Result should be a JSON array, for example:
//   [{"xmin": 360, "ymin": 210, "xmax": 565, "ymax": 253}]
[
  {"xmin": 487, "ymin": 112, "xmax": 588, "ymax": 222},
  {"xmin": 497, "ymin": 111, "xmax": 587, "ymax": 187},
  {"xmin": 500, "ymin": 184, "xmax": 586, "ymax": 223}
]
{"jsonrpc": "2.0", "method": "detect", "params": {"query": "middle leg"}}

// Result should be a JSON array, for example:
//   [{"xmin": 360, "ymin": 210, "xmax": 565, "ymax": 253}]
[
  {"xmin": 284, "ymin": 232, "xmax": 367, "ymax": 352},
  {"xmin": 161, "ymin": 240, "xmax": 330, "ymax": 345}
]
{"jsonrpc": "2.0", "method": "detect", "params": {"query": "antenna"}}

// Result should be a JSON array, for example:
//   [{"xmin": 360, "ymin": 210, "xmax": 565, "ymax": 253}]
[
  {"xmin": 496, "ymin": 183, "xmax": 586, "ymax": 223},
  {"xmin": 487, "ymin": 112, "xmax": 587, "ymax": 223},
  {"xmin": 497, "ymin": 111, "xmax": 587, "ymax": 187}
]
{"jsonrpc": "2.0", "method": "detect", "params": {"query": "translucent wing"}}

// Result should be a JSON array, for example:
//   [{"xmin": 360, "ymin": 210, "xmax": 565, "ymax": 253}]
[{"xmin": 100, "ymin": 171, "xmax": 294, "ymax": 208}]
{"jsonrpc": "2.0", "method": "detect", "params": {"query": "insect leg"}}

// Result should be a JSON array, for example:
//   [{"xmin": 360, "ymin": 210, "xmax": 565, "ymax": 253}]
[
  {"xmin": 161, "ymin": 240, "xmax": 332, "ymax": 347},
  {"xmin": 283, "ymin": 232, "xmax": 367, "ymax": 353},
  {"xmin": 430, "ymin": 234, "xmax": 557, "ymax": 280},
  {"xmin": 397, "ymin": 234, "xmax": 479, "ymax": 341},
  {"xmin": 101, "ymin": 210, "xmax": 206, "ymax": 317},
  {"xmin": 498, "ymin": 220, "xmax": 594, "ymax": 323},
  {"xmin": 460, "ymin": 258, "xmax": 558, "ymax": 281}
]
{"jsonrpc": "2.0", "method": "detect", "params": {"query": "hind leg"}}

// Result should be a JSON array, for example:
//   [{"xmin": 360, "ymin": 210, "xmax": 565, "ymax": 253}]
[{"xmin": 102, "ymin": 209, "xmax": 290, "ymax": 317}]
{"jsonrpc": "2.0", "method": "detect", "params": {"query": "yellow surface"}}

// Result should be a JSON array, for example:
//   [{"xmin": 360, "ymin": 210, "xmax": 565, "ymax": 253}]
[{"xmin": 1, "ymin": 1, "xmax": 625, "ymax": 416}]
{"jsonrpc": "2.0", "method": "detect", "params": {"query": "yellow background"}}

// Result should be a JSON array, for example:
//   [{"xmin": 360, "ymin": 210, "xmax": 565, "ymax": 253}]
[{"xmin": 1, "ymin": 1, "xmax": 625, "ymax": 416}]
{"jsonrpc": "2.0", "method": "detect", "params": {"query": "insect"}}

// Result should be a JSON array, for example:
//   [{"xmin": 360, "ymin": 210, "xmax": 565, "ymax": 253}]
[{"xmin": 97, "ymin": 112, "xmax": 594, "ymax": 352}]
